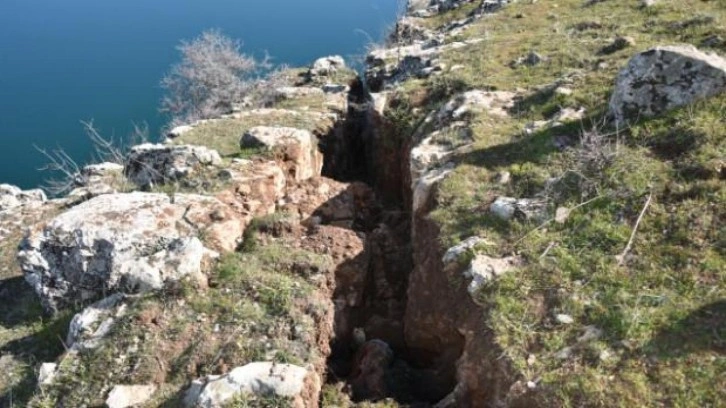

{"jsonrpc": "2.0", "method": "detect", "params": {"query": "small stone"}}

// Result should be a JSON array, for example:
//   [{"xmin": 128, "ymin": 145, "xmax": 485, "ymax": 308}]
[
  {"xmin": 322, "ymin": 83, "xmax": 348, "ymax": 94},
  {"xmin": 512, "ymin": 51, "xmax": 545, "ymax": 67},
  {"xmin": 442, "ymin": 236, "xmax": 487, "ymax": 265},
  {"xmin": 702, "ymin": 35, "xmax": 724, "ymax": 48},
  {"xmin": 309, "ymin": 55, "xmax": 346, "ymax": 77},
  {"xmin": 599, "ymin": 36, "xmax": 636, "ymax": 55},
  {"xmin": 554, "ymin": 86, "xmax": 573, "ymax": 96},
  {"xmin": 555, "ymin": 207, "xmax": 570, "ymax": 224},
  {"xmin": 578, "ymin": 326, "xmax": 604, "ymax": 343},
  {"xmin": 464, "ymin": 254, "xmax": 523, "ymax": 296},
  {"xmin": 555, "ymin": 347, "xmax": 573, "ymax": 360},
  {"xmin": 555, "ymin": 314, "xmax": 575, "ymax": 325},
  {"xmin": 496, "ymin": 171, "xmax": 512, "ymax": 184},
  {"xmin": 38, "ymin": 363, "xmax": 58, "ymax": 386},
  {"xmin": 490, "ymin": 197, "xmax": 518, "ymax": 220},
  {"xmin": 490, "ymin": 197, "xmax": 548, "ymax": 221},
  {"xmin": 167, "ymin": 125, "xmax": 194, "ymax": 139},
  {"xmin": 106, "ymin": 384, "xmax": 157, "ymax": 408}
]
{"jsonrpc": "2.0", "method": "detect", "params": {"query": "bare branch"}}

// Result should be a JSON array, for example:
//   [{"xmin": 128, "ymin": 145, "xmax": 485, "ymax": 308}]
[{"xmin": 617, "ymin": 191, "xmax": 654, "ymax": 266}]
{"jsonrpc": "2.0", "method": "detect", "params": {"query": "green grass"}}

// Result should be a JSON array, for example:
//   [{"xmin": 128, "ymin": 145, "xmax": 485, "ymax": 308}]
[
  {"xmin": 391, "ymin": 0, "xmax": 726, "ymax": 406},
  {"xmin": 172, "ymin": 111, "xmax": 328, "ymax": 157}
]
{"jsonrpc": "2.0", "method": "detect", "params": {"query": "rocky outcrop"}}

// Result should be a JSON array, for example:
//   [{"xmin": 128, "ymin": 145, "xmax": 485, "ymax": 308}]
[
  {"xmin": 17, "ymin": 192, "xmax": 244, "ymax": 312},
  {"xmin": 125, "ymin": 144, "xmax": 222, "ymax": 188},
  {"xmin": 0, "ymin": 184, "xmax": 46, "ymax": 212},
  {"xmin": 240, "ymin": 127, "xmax": 323, "ymax": 182},
  {"xmin": 184, "ymin": 362, "xmax": 318, "ymax": 408},
  {"xmin": 609, "ymin": 45, "xmax": 726, "ymax": 124}
]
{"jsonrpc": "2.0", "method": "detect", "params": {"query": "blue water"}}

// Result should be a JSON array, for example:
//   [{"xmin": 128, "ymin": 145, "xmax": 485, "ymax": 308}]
[{"xmin": 0, "ymin": 0, "xmax": 398, "ymax": 189}]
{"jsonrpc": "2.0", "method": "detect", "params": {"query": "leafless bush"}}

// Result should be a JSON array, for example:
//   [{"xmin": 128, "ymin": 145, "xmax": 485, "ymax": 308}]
[
  {"xmin": 160, "ymin": 29, "xmax": 268, "ymax": 128},
  {"xmin": 36, "ymin": 120, "xmax": 148, "ymax": 195},
  {"xmin": 247, "ymin": 64, "xmax": 294, "ymax": 108},
  {"xmin": 547, "ymin": 122, "xmax": 621, "ymax": 200}
]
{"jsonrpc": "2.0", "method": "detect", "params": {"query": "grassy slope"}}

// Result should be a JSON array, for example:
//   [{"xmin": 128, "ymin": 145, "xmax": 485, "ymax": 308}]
[{"xmin": 394, "ymin": 0, "xmax": 724, "ymax": 406}]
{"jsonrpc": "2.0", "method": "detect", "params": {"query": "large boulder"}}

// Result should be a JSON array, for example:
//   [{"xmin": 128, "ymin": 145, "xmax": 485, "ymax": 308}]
[
  {"xmin": 240, "ymin": 127, "xmax": 323, "ymax": 182},
  {"xmin": 124, "ymin": 144, "xmax": 222, "ymax": 188},
  {"xmin": 184, "ymin": 362, "xmax": 318, "ymax": 408},
  {"xmin": 0, "ymin": 184, "xmax": 47, "ymax": 212},
  {"xmin": 18, "ymin": 192, "xmax": 244, "ymax": 312},
  {"xmin": 609, "ymin": 45, "xmax": 726, "ymax": 124}
]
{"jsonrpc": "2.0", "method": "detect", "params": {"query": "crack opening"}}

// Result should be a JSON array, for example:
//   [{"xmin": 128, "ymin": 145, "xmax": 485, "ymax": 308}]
[{"xmin": 318, "ymin": 77, "xmax": 460, "ymax": 405}]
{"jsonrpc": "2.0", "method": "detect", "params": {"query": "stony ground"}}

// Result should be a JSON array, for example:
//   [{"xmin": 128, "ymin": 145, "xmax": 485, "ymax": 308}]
[{"xmin": 0, "ymin": 0, "xmax": 724, "ymax": 407}]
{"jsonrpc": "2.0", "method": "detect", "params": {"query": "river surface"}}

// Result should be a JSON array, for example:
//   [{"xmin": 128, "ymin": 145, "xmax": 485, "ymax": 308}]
[{"xmin": 0, "ymin": 0, "xmax": 399, "ymax": 189}]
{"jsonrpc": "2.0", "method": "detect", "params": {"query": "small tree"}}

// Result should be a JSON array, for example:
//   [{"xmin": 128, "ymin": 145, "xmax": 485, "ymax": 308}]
[{"xmin": 161, "ymin": 29, "xmax": 263, "ymax": 127}]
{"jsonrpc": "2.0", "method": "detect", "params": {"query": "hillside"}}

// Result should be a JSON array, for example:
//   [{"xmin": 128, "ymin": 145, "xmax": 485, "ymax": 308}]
[{"xmin": 0, "ymin": 0, "xmax": 724, "ymax": 407}]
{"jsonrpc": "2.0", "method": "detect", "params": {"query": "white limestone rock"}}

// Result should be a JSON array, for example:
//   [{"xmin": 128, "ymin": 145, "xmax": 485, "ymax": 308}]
[
  {"xmin": 38, "ymin": 363, "xmax": 58, "ymax": 386},
  {"xmin": 309, "ymin": 55, "xmax": 346, "ymax": 77},
  {"xmin": 0, "ymin": 184, "xmax": 47, "ymax": 212},
  {"xmin": 67, "ymin": 294, "xmax": 127, "ymax": 350},
  {"xmin": 240, "ymin": 127, "xmax": 323, "ymax": 182},
  {"xmin": 609, "ymin": 45, "xmax": 726, "ymax": 124},
  {"xmin": 464, "ymin": 254, "xmax": 523, "ymax": 296},
  {"xmin": 184, "ymin": 362, "xmax": 315, "ymax": 408},
  {"xmin": 442, "ymin": 237, "xmax": 488, "ymax": 266},
  {"xmin": 490, "ymin": 196, "xmax": 548, "ymax": 221},
  {"xmin": 167, "ymin": 124, "xmax": 195, "ymax": 139},
  {"xmin": 106, "ymin": 384, "xmax": 157, "ymax": 408},
  {"xmin": 412, "ymin": 164, "xmax": 454, "ymax": 213},
  {"xmin": 437, "ymin": 90, "xmax": 515, "ymax": 122},
  {"xmin": 17, "ymin": 192, "xmax": 242, "ymax": 312}
]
